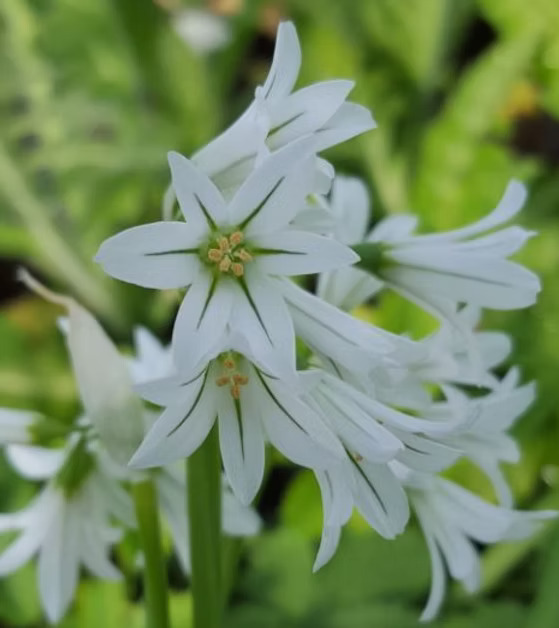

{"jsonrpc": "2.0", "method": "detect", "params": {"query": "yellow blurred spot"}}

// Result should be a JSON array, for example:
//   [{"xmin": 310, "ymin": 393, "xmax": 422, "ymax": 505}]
[{"xmin": 500, "ymin": 80, "xmax": 539, "ymax": 121}]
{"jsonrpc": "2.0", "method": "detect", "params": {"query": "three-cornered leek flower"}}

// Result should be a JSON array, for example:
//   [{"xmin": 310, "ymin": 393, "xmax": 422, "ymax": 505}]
[
  {"xmin": 0, "ymin": 441, "xmax": 134, "ymax": 623},
  {"xmin": 130, "ymin": 334, "xmax": 345, "ymax": 506},
  {"xmin": 353, "ymin": 180, "xmax": 540, "ymax": 325},
  {"xmin": 192, "ymin": 21, "xmax": 375, "ymax": 196},
  {"xmin": 96, "ymin": 138, "xmax": 358, "ymax": 376},
  {"xmin": 395, "ymin": 464, "xmax": 556, "ymax": 622}
]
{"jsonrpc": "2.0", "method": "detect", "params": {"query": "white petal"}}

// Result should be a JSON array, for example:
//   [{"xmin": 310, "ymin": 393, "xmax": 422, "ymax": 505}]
[
  {"xmin": 418, "ymin": 526, "xmax": 446, "ymax": 622},
  {"xmin": 243, "ymin": 157, "xmax": 316, "ymax": 235},
  {"xmin": 394, "ymin": 432, "xmax": 460, "ymax": 473},
  {"xmin": 317, "ymin": 267, "xmax": 383, "ymax": 310},
  {"xmin": 6, "ymin": 445, "xmax": 65, "ymax": 480},
  {"xmin": 222, "ymin": 488, "xmax": 262, "ymax": 536},
  {"xmin": 80, "ymin": 524, "xmax": 121, "ymax": 580},
  {"xmin": 260, "ymin": 21, "xmax": 301, "ymax": 100},
  {"xmin": 313, "ymin": 525, "xmax": 342, "ymax": 572},
  {"xmin": 168, "ymin": 151, "xmax": 227, "ymax": 227},
  {"xmin": 255, "ymin": 371, "xmax": 344, "ymax": 468},
  {"xmin": 313, "ymin": 386, "xmax": 402, "ymax": 462},
  {"xmin": 130, "ymin": 327, "xmax": 173, "ymax": 384},
  {"xmin": 227, "ymin": 136, "xmax": 316, "ymax": 228},
  {"xmin": 254, "ymin": 230, "xmax": 358, "ymax": 275},
  {"xmin": 95, "ymin": 222, "xmax": 203, "ymax": 289},
  {"xmin": 65, "ymin": 302, "xmax": 145, "ymax": 465},
  {"xmin": 136, "ymin": 372, "xmax": 202, "ymax": 406},
  {"xmin": 330, "ymin": 175, "xmax": 371, "ymax": 244},
  {"xmin": 172, "ymin": 272, "xmax": 235, "ymax": 374},
  {"xmin": 266, "ymin": 80, "xmax": 355, "ymax": 149},
  {"xmin": 313, "ymin": 102, "xmax": 376, "ymax": 152},
  {"xmin": 402, "ymin": 180, "xmax": 527, "ymax": 246},
  {"xmin": 156, "ymin": 472, "xmax": 191, "ymax": 573},
  {"xmin": 370, "ymin": 214, "xmax": 418, "ymax": 242},
  {"xmin": 385, "ymin": 261, "xmax": 540, "ymax": 310},
  {"xmin": 449, "ymin": 226, "xmax": 535, "ymax": 257},
  {"xmin": 129, "ymin": 371, "xmax": 216, "ymax": 468},
  {"xmin": 217, "ymin": 385, "xmax": 265, "ymax": 505},
  {"xmin": 39, "ymin": 500, "xmax": 80, "ymax": 622},
  {"xmin": 0, "ymin": 408, "xmax": 34, "ymax": 444},
  {"xmin": 350, "ymin": 459, "xmax": 410, "ymax": 538},
  {"xmin": 230, "ymin": 273, "xmax": 296, "ymax": 374},
  {"xmin": 315, "ymin": 468, "xmax": 353, "ymax": 527},
  {"xmin": 0, "ymin": 523, "xmax": 44, "ymax": 574}
]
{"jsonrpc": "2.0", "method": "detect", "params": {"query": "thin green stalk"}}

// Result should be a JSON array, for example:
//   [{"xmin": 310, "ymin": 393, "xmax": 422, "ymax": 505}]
[
  {"xmin": 188, "ymin": 425, "xmax": 222, "ymax": 628},
  {"xmin": 132, "ymin": 478, "xmax": 170, "ymax": 628},
  {"xmin": 0, "ymin": 142, "xmax": 121, "ymax": 326}
]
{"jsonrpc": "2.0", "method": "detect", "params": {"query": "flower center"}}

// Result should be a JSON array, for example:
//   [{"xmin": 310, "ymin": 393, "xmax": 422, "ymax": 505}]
[
  {"xmin": 215, "ymin": 354, "xmax": 249, "ymax": 399},
  {"xmin": 206, "ymin": 231, "xmax": 253, "ymax": 277}
]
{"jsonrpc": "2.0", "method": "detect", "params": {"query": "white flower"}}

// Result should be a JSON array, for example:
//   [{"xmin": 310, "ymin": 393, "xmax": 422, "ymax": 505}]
[
  {"xmin": 192, "ymin": 21, "xmax": 375, "ymax": 196},
  {"xmin": 317, "ymin": 175, "xmax": 383, "ymax": 310},
  {"xmin": 425, "ymin": 368, "xmax": 535, "ymax": 507},
  {"xmin": 0, "ymin": 442, "xmax": 134, "ymax": 623},
  {"xmin": 96, "ymin": 139, "xmax": 358, "ymax": 376},
  {"xmin": 173, "ymin": 8, "xmax": 231, "ymax": 54},
  {"xmin": 131, "ymin": 337, "xmax": 345, "ymax": 505},
  {"xmin": 364, "ymin": 180, "xmax": 540, "ymax": 324},
  {"xmin": 0, "ymin": 408, "xmax": 36, "ymax": 444},
  {"xmin": 396, "ymin": 466, "xmax": 556, "ymax": 622},
  {"xmin": 155, "ymin": 464, "xmax": 260, "ymax": 573}
]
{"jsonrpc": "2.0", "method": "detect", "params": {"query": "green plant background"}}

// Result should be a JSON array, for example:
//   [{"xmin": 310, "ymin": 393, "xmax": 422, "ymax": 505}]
[{"xmin": 1, "ymin": 0, "xmax": 559, "ymax": 626}]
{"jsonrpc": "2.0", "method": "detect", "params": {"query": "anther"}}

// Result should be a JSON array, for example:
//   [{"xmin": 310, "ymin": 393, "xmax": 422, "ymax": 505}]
[
  {"xmin": 231, "ymin": 384, "xmax": 241, "ymax": 399},
  {"xmin": 233, "ymin": 374, "xmax": 249, "ymax": 385},
  {"xmin": 229, "ymin": 231, "xmax": 244, "ymax": 246},
  {"xmin": 223, "ymin": 358, "xmax": 236, "ymax": 370},
  {"xmin": 218, "ymin": 236, "xmax": 230, "ymax": 252},
  {"xmin": 208, "ymin": 248, "xmax": 223, "ymax": 262},
  {"xmin": 219, "ymin": 257, "xmax": 232, "ymax": 272},
  {"xmin": 231, "ymin": 262, "xmax": 244, "ymax": 277},
  {"xmin": 354, "ymin": 453, "xmax": 363, "ymax": 462},
  {"xmin": 216, "ymin": 376, "xmax": 231, "ymax": 387},
  {"xmin": 236, "ymin": 249, "xmax": 253, "ymax": 262}
]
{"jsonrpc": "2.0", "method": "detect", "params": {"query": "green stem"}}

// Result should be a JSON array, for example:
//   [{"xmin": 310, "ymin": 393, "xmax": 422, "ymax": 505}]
[
  {"xmin": 188, "ymin": 425, "xmax": 222, "ymax": 628},
  {"xmin": 0, "ymin": 143, "xmax": 122, "ymax": 326},
  {"xmin": 132, "ymin": 478, "xmax": 170, "ymax": 628}
]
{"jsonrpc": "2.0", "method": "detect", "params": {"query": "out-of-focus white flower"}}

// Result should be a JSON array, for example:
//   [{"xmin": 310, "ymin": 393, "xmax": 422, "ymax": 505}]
[
  {"xmin": 173, "ymin": 8, "xmax": 231, "ymax": 54},
  {"xmin": 96, "ymin": 140, "xmax": 357, "ymax": 376},
  {"xmin": 193, "ymin": 21, "xmax": 375, "ymax": 196},
  {"xmin": 156, "ymin": 463, "xmax": 260, "ymax": 573},
  {"xmin": 0, "ymin": 408, "xmax": 36, "ymax": 444},
  {"xmin": 131, "ymin": 335, "xmax": 345, "ymax": 505},
  {"xmin": 394, "ymin": 465, "xmax": 556, "ymax": 622},
  {"xmin": 0, "ymin": 441, "xmax": 134, "ymax": 623}
]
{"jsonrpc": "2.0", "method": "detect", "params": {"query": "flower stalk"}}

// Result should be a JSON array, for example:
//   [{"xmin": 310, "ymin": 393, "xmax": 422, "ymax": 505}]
[
  {"xmin": 188, "ymin": 424, "xmax": 222, "ymax": 628},
  {"xmin": 132, "ymin": 478, "xmax": 170, "ymax": 628}
]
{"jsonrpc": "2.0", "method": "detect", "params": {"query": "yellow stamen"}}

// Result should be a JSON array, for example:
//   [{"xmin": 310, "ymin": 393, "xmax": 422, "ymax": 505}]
[
  {"xmin": 218, "ymin": 236, "xmax": 230, "ymax": 252},
  {"xmin": 219, "ymin": 256, "xmax": 232, "ymax": 272},
  {"xmin": 231, "ymin": 262, "xmax": 244, "ymax": 277},
  {"xmin": 216, "ymin": 375, "xmax": 231, "ymax": 387},
  {"xmin": 233, "ymin": 374, "xmax": 249, "ymax": 385},
  {"xmin": 223, "ymin": 358, "xmax": 236, "ymax": 370},
  {"xmin": 236, "ymin": 249, "xmax": 253, "ymax": 262},
  {"xmin": 231, "ymin": 384, "xmax": 241, "ymax": 399},
  {"xmin": 229, "ymin": 231, "xmax": 244, "ymax": 246},
  {"xmin": 208, "ymin": 248, "xmax": 223, "ymax": 262},
  {"xmin": 354, "ymin": 453, "xmax": 363, "ymax": 462}
]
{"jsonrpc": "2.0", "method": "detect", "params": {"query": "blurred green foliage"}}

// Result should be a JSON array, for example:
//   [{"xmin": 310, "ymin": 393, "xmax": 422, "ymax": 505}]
[{"xmin": 1, "ymin": 0, "xmax": 559, "ymax": 626}]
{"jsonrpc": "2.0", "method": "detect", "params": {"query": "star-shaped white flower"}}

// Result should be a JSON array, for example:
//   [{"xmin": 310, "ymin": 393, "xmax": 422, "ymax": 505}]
[
  {"xmin": 192, "ymin": 21, "xmax": 375, "ymax": 196},
  {"xmin": 96, "ymin": 138, "xmax": 358, "ymax": 375},
  {"xmin": 130, "ymin": 335, "xmax": 345, "ymax": 505}
]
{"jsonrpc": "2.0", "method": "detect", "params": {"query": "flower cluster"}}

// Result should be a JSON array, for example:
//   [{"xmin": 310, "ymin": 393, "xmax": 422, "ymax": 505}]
[{"xmin": 2, "ymin": 21, "xmax": 554, "ymax": 623}]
